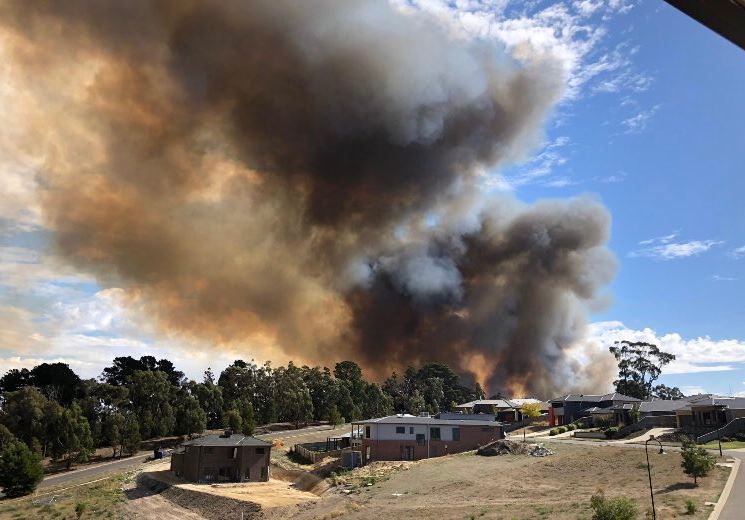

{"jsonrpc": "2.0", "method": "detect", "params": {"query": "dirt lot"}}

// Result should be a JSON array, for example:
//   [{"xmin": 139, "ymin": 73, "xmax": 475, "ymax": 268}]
[
  {"xmin": 2, "ymin": 438, "xmax": 729, "ymax": 520},
  {"xmin": 288, "ymin": 443, "xmax": 730, "ymax": 520}
]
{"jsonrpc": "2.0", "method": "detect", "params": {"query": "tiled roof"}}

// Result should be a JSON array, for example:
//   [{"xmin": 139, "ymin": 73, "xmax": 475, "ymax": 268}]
[
  {"xmin": 352, "ymin": 415, "xmax": 504, "ymax": 427},
  {"xmin": 181, "ymin": 434, "xmax": 272, "ymax": 447},
  {"xmin": 455, "ymin": 398, "xmax": 544, "ymax": 409},
  {"xmin": 550, "ymin": 392, "xmax": 641, "ymax": 403}
]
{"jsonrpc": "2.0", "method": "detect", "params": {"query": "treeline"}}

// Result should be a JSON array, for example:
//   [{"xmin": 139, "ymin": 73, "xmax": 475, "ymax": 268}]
[{"xmin": 0, "ymin": 356, "xmax": 482, "ymax": 494}]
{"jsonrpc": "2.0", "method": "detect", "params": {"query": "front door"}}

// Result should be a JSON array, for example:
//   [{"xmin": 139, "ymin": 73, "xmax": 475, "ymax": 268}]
[{"xmin": 402, "ymin": 446, "xmax": 414, "ymax": 460}]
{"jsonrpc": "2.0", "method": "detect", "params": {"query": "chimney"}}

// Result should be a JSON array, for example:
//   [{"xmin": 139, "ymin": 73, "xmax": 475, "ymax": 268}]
[
  {"xmin": 419, "ymin": 411, "xmax": 430, "ymax": 418},
  {"xmin": 222, "ymin": 429, "xmax": 233, "ymax": 438}
]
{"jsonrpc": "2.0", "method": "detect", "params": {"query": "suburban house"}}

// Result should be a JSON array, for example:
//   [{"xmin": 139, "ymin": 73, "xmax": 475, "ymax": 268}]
[
  {"xmin": 674, "ymin": 396, "xmax": 745, "ymax": 429},
  {"xmin": 453, "ymin": 398, "xmax": 547, "ymax": 422},
  {"xmin": 351, "ymin": 413, "xmax": 504, "ymax": 463},
  {"xmin": 170, "ymin": 430, "xmax": 271, "ymax": 483},
  {"xmin": 548, "ymin": 393, "xmax": 641, "ymax": 426}
]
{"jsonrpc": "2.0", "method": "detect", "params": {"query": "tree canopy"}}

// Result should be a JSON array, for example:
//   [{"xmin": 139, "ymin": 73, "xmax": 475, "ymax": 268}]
[{"xmin": 609, "ymin": 341, "xmax": 678, "ymax": 400}]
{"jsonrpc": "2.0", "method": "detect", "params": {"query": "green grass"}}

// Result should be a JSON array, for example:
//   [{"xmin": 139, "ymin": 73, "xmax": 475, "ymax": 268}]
[{"xmin": 700, "ymin": 440, "xmax": 745, "ymax": 450}]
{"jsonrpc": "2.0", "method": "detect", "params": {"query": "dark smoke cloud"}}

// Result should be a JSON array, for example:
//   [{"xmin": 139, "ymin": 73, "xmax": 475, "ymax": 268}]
[{"xmin": 1, "ymin": 0, "xmax": 616, "ymax": 395}]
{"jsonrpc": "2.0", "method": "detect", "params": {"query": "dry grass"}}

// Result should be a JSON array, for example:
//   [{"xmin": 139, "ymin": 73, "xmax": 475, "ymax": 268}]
[
  {"xmin": 0, "ymin": 474, "xmax": 127, "ymax": 520},
  {"xmin": 290, "ymin": 443, "xmax": 730, "ymax": 520}
]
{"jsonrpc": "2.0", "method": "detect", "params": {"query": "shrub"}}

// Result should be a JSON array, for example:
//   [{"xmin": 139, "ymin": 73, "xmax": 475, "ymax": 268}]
[
  {"xmin": 590, "ymin": 490, "xmax": 638, "ymax": 520},
  {"xmin": 734, "ymin": 432, "xmax": 745, "ymax": 442},
  {"xmin": 681, "ymin": 438, "xmax": 716, "ymax": 485},
  {"xmin": 557, "ymin": 426, "xmax": 567, "ymax": 434},
  {"xmin": 0, "ymin": 438, "xmax": 44, "ymax": 497},
  {"xmin": 566, "ymin": 424, "xmax": 577, "ymax": 431},
  {"xmin": 75, "ymin": 502, "xmax": 87, "ymax": 519},
  {"xmin": 604, "ymin": 427, "xmax": 619, "ymax": 439},
  {"xmin": 549, "ymin": 428, "xmax": 558, "ymax": 436},
  {"xmin": 684, "ymin": 499, "xmax": 696, "ymax": 515}
]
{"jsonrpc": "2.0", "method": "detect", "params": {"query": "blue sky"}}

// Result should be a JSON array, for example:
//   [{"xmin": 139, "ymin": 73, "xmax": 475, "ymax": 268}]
[
  {"xmin": 0, "ymin": 0, "xmax": 744, "ymax": 397},
  {"xmin": 500, "ymin": 1, "xmax": 745, "ymax": 395}
]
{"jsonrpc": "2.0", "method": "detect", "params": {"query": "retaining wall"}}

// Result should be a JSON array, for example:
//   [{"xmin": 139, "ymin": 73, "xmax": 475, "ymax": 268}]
[{"xmin": 696, "ymin": 418, "xmax": 745, "ymax": 444}]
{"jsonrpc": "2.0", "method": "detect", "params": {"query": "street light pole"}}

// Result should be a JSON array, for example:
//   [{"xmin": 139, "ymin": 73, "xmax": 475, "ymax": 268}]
[{"xmin": 644, "ymin": 436, "xmax": 665, "ymax": 520}]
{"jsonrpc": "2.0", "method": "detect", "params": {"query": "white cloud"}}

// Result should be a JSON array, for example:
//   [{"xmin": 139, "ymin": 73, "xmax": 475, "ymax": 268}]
[
  {"xmin": 622, "ymin": 104, "xmax": 660, "ymax": 133},
  {"xmin": 629, "ymin": 235, "xmax": 723, "ymax": 260},
  {"xmin": 498, "ymin": 135, "xmax": 572, "ymax": 189},
  {"xmin": 730, "ymin": 245, "xmax": 745, "ymax": 259},
  {"xmin": 588, "ymin": 321, "xmax": 745, "ymax": 375},
  {"xmin": 713, "ymin": 274, "xmax": 737, "ymax": 282}
]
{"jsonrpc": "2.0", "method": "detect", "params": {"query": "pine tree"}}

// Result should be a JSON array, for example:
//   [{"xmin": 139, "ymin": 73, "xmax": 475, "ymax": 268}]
[
  {"xmin": 0, "ymin": 438, "xmax": 44, "ymax": 497},
  {"xmin": 123, "ymin": 414, "xmax": 141, "ymax": 456},
  {"xmin": 327, "ymin": 404, "xmax": 343, "ymax": 429},
  {"xmin": 239, "ymin": 400, "xmax": 256, "ymax": 436}
]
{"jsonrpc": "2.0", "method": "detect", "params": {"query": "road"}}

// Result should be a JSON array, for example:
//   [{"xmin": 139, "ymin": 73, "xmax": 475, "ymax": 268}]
[
  {"xmin": 31, "ymin": 423, "xmax": 340, "ymax": 492},
  {"xmin": 716, "ymin": 450, "xmax": 745, "ymax": 520}
]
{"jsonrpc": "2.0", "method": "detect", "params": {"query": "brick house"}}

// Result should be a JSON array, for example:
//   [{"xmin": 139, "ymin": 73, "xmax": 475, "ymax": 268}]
[
  {"xmin": 351, "ymin": 414, "xmax": 504, "ymax": 463},
  {"xmin": 170, "ymin": 431, "xmax": 271, "ymax": 483}
]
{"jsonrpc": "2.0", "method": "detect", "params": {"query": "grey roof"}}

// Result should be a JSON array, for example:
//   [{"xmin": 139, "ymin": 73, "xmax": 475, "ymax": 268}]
[
  {"xmin": 455, "ymin": 398, "xmax": 545, "ymax": 409},
  {"xmin": 550, "ymin": 392, "xmax": 641, "ymax": 404},
  {"xmin": 181, "ymin": 434, "xmax": 272, "ymax": 447},
  {"xmin": 639, "ymin": 399, "xmax": 694, "ymax": 413},
  {"xmin": 437, "ymin": 412, "xmax": 497, "ymax": 422},
  {"xmin": 685, "ymin": 396, "xmax": 745, "ymax": 410},
  {"xmin": 454, "ymin": 399, "xmax": 516, "ymax": 409},
  {"xmin": 352, "ymin": 415, "xmax": 504, "ymax": 427}
]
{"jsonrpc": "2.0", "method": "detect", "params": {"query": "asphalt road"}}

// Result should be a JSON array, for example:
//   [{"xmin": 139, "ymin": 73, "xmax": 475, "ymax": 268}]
[
  {"xmin": 717, "ymin": 451, "xmax": 745, "ymax": 520},
  {"xmin": 38, "ymin": 452, "xmax": 152, "ymax": 490}
]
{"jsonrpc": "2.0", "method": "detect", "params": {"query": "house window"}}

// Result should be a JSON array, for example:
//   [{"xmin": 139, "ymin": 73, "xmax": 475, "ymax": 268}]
[
  {"xmin": 396, "ymin": 426, "xmax": 405, "ymax": 434},
  {"xmin": 365, "ymin": 426, "xmax": 371, "ymax": 438},
  {"xmin": 416, "ymin": 434, "xmax": 425, "ymax": 445},
  {"xmin": 409, "ymin": 427, "xmax": 414, "ymax": 434},
  {"xmin": 452, "ymin": 427, "xmax": 460, "ymax": 441},
  {"xmin": 256, "ymin": 447, "xmax": 265, "ymax": 455},
  {"xmin": 430, "ymin": 427, "xmax": 441, "ymax": 440},
  {"xmin": 232, "ymin": 447, "xmax": 238, "ymax": 459}
]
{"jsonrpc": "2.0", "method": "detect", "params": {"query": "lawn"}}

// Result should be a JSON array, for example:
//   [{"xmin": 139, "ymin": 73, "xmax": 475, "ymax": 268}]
[
  {"xmin": 701, "ymin": 440, "xmax": 745, "ymax": 450},
  {"xmin": 0, "ymin": 475, "xmax": 127, "ymax": 520}
]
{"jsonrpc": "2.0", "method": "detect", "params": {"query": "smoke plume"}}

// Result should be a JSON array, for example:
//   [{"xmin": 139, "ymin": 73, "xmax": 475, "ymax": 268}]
[{"xmin": 0, "ymin": 0, "xmax": 616, "ymax": 396}]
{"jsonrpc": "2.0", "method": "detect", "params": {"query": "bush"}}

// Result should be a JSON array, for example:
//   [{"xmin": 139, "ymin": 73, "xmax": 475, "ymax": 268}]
[
  {"xmin": 684, "ymin": 499, "xmax": 696, "ymax": 515},
  {"xmin": 0, "ymin": 438, "xmax": 44, "ymax": 497},
  {"xmin": 734, "ymin": 432, "xmax": 745, "ymax": 442},
  {"xmin": 566, "ymin": 424, "xmax": 577, "ymax": 431},
  {"xmin": 604, "ymin": 427, "xmax": 619, "ymax": 439},
  {"xmin": 549, "ymin": 428, "xmax": 558, "ymax": 436},
  {"xmin": 681, "ymin": 438, "xmax": 716, "ymax": 485},
  {"xmin": 590, "ymin": 490, "xmax": 638, "ymax": 520},
  {"xmin": 557, "ymin": 426, "xmax": 567, "ymax": 434}
]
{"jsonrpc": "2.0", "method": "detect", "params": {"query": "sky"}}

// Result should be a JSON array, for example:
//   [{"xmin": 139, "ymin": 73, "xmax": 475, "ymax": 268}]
[{"xmin": 1, "ymin": 0, "xmax": 744, "ymax": 397}]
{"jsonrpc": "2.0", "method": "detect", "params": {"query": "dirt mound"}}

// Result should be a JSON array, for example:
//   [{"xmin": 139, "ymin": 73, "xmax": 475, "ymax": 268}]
[
  {"xmin": 477, "ymin": 440, "xmax": 529, "ymax": 456},
  {"xmin": 476, "ymin": 440, "xmax": 554, "ymax": 457}
]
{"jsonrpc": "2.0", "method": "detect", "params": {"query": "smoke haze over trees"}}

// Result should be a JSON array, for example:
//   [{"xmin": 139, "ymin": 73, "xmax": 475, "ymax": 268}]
[
  {"xmin": 0, "ymin": 0, "xmax": 617, "ymax": 396},
  {"xmin": 0, "ymin": 356, "xmax": 483, "ymax": 491}
]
